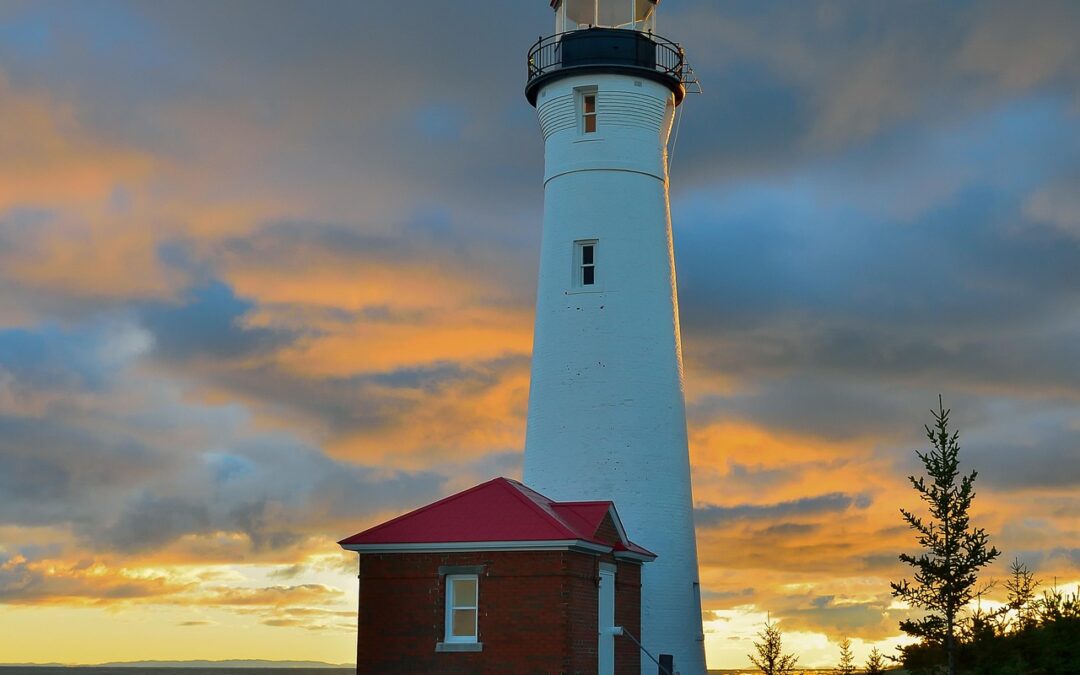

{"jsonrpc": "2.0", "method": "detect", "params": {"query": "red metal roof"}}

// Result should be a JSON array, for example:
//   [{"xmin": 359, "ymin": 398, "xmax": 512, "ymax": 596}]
[{"xmin": 338, "ymin": 477, "xmax": 654, "ymax": 558}]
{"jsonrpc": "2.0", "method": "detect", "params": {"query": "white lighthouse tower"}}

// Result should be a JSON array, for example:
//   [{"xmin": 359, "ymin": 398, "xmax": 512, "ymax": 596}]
[{"xmin": 522, "ymin": 2, "xmax": 706, "ymax": 673}]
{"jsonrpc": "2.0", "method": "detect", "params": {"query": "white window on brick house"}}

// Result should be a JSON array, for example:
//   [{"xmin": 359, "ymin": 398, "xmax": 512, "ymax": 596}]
[{"xmin": 444, "ymin": 575, "xmax": 478, "ymax": 643}]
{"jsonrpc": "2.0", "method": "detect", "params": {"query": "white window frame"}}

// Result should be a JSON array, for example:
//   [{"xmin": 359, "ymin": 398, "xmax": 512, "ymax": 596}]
[
  {"xmin": 579, "ymin": 88, "xmax": 598, "ymax": 134},
  {"xmin": 444, "ymin": 574, "xmax": 478, "ymax": 644},
  {"xmin": 574, "ymin": 239, "xmax": 598, "ymax": 288}
]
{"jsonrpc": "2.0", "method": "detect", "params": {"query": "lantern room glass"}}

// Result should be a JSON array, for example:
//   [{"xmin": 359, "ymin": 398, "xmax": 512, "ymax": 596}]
[{"xmin": 554, "ymin": 0, "xmax": 657, "ymax": 34}]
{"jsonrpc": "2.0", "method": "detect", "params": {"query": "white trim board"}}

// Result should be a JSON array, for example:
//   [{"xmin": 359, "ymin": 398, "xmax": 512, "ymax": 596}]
[{"xmin": 342, "ymin": 539, "xmax": 612, "ymax": 554}]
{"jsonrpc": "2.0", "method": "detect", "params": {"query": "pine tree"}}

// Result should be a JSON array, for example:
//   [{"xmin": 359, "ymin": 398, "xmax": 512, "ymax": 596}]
[
  {"xmin": 1004, "ymin": 557, "xmax": 1039, "ymax": 632},
  {"xmin": 836, "ymin": 637, "xmax": 856, "ymax": 675},
  {"xmin": 891, "ymin": 396, "xmax": 1001, "ymax": 675},
  {"xmin": 748, "ymin": 616, "xmax": 799, "ymax": 675},
  {"xmin": 864, "ymin": 647, "xmax": 886, "ymax": 675}
]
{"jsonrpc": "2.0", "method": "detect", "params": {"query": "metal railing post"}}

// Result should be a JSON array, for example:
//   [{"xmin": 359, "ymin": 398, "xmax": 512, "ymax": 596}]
[{"xmin": 614, "ymin": 626, "xmax": 676, "ymax": 675}]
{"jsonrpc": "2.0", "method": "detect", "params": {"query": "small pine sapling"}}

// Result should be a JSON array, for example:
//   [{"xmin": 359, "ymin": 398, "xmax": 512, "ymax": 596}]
[{"xmin": 748, "ymin": 616, "xmax": 799, "ymax": 675}]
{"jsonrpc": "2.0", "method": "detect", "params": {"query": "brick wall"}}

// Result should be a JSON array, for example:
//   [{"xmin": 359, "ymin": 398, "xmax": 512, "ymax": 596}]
[
  {"xmin": 355, "ymin": 549, "xmax": 643, "ymax": 674},
  {"xmin": 594, "ymin": 513, "xmax": 621, "ymax": 546}
]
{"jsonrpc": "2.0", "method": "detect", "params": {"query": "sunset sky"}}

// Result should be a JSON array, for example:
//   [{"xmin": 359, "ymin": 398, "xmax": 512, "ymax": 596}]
[{"xmin": 1, "ymin": 0, "xmax": 1078, "ymax": 669}]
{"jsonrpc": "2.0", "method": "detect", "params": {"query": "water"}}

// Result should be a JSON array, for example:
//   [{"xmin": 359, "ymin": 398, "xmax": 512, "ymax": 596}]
[{"xmin": 0, "ymin": 670, "xmax": 353, "ymax": 675}]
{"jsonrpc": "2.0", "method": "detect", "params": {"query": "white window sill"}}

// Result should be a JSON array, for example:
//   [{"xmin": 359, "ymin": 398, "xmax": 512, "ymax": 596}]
[
  {"xmin": 436, "ymin": 642, "xmax": 483, "ymax": 653},
  {"xmin": 565, "ymin": 288, "xmax": 606, "ymax": 295}
]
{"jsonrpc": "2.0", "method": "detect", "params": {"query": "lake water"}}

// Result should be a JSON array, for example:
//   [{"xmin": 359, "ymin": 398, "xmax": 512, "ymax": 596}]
[{"xmin": 0, "ymin": 670, "xmax": 354, "ymax": 675}]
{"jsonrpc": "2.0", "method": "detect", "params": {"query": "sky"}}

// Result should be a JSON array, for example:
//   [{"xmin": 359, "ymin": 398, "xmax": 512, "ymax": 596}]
[{"xmin": 0, "ymin": 0, "xmax": 1078, "ymax": 669}]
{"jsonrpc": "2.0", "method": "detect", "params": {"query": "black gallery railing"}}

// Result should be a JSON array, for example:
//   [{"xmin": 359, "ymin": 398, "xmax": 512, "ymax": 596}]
[{"xmin": 527, "ymin": 29, "xmax": 686, "ymax": 86}]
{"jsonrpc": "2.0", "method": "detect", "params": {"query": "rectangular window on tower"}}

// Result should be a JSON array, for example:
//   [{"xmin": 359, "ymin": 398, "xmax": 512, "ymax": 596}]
[
  {"xmin": 582, "ymin": 91, "xmax": 597, "ymax": 133},
  {"xmin": 574, "ymin": 240, "xmax": 597, "ymax": 288}
]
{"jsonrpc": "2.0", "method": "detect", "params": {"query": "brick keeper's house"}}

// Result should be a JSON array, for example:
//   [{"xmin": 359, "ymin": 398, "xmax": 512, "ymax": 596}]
[{"xmin": 339, "ymin": 477, "xmax": 655, "ymax": 673}]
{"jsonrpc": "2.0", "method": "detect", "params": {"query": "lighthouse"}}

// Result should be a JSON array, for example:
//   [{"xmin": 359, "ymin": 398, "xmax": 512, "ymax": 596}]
[{"xmin": 523, "ymin": 1, "xmax": 706, "ymax": 673}]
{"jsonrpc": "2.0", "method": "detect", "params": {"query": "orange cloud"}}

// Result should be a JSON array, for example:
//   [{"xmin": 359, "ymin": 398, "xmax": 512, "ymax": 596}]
[
  {"xmin": 0, "ymin": 73, "xmax": 155, "ymax": 213},
  {"xmin": 1, "ymin": 214, "xmax": 186, "ymax": 301},
  {"xmin": 324, "ymin": 364, "xmax": 531, "ymax": 467},
  {"xmin": 0, "ymin": 72, "xmax": 187, "ymax": 303},
  {"xmin": 191, "ymin": 583, "xmax": 343, "ymax": 608},
  {"xmin": 690, "ymin": 420, "xmax": 885, "ymax": 506},
  {"xmin": 276, "ymin": 309, "xmax": 531, "ymax": 378},
  {"xmin": 0, "ymin": 555, "xmax": 189, "ymax": 606}
]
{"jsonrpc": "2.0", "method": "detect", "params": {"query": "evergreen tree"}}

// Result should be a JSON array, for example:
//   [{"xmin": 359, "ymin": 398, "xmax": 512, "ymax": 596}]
[
  {"xmin": 891, "ymin": 397, "xmax": 1000, "ymax": 675},
  {"xmin": 1004, "ymin": 558, "xmax": 1039, "ymax": 633},
  {"xmin": 836, "ymin": 637, "xmax": 856, "ymax": 675},
  {"xmin": 864, "ymin": 647, "xmax": 886, "ymax": 675},
  {"xmin": 748, "ymin": 616, "xmax": 799, "ymax": 675}
]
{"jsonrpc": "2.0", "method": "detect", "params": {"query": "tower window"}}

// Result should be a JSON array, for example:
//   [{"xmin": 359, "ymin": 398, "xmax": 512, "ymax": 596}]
[
  {"xmin": 575, "ymin": 240, "xmax": 597, "ymax": 287},
  {"xmin": 582, "ymin": 92, "xmax": 597, "ymax": 133}
]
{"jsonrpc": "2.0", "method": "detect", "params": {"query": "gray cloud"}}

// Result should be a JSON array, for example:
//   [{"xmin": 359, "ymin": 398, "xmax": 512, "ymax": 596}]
[
  {"xmin": 695, "ymin": 492, "xmax": 872, "ymax": 526},
  {"xmin": 971, "ymin": 425, "xmax": 1080, "ymax": 490},
  {"xmin": 776, "ymin": 595, "xmax": 903, "ymax": 641},
  {"xmin": 174, "ymin": 352, "xmax": 530, "ymax": 460},
  {"xmin": 102, "ymin": 495, "xmax": 212, "ymax": 553},
  {"xmin": 0, "ymin": 318, "xmax": 454, "ymax": 558},
  {"xmin": 666, "ymin": 0, "xmax": 1080, "ymax": 182},
  {"xmin": 137, "ymin": 281, "xmax": 295, "ymax": 364},
  {"xmin": 0, "ymin": 414, "xmax": 172, "ymax": 528},
  {"xmin": 757, "ymin": 523, "xmax": 820, "ymax": 537}
]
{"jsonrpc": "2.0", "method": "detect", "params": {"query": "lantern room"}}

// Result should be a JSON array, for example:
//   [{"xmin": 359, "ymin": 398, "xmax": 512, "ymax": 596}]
[
  {"xmin": 527, "ymin": 0, "xmax": 685, "ymax": 107},
  {"xmin": 553, "ymin": 0, "xmax": 658, "ymax": 34}
]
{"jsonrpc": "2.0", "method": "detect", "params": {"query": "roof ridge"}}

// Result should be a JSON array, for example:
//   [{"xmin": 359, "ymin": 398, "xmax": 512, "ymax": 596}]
[
  {"xmin": 337, "ymin": 477, "xmax": 504, "ymax": 545},
  {"xmin": 500, "ymin": 479, "xmax": 580, "ymax": 539}
]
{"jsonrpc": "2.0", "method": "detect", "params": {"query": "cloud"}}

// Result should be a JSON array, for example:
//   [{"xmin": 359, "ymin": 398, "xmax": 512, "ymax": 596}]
[
  {"xmin": 1026, "ymin": 176, "xmax": 1080, "ymax": 239},
  {"xmin": 193, "ymin": 584, "xmax": 343, "ymax": 608},
  {"xmin": 101, "ymin": 495, "xmax": 213, "ymax": 554},
  {"xmin": 82, "ymin": 437, "xmax": 452, "ymax": 557},
  {"xmin": 0, "ymin": 319, "xmax": 151, "ymax": 393},
  {"xmin": 259, "ymin": 606, "xmax": 356, "ymax": 632},
  {"xmin": 956, "ymin": 1, "xmax": 1080, "ymax": 91},
  {"xmin": 775, "ymin": 594, "xmax": 905, "ymax": 641},
  {"xmin": 138, "ymin": 281, "xmax": 293, "ymax": 364},
  {"xmin": 695, "ymin": 492, "xmax": 873, "ymax": 526},
  {"xmin": 666, "ymin": 0, "xmax": 1080, "ymax": 179},
  {"xmin": 0, "ymin": 68, "xmax": 184, "ymax": 310},
  {"xmin": 0, "ymin": 555, "xmax": 188, "ymax": 605},
  {"xmin": 0, "ymin": 414, "xmax": 172, "ymax": 528},
  {"xmin": 0, "ymin": 72, "xmax": 154, "ymax": 213},
  {"xmin": 971, "ymin": 423, "xmax": 1080, "ymax": 490}
]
